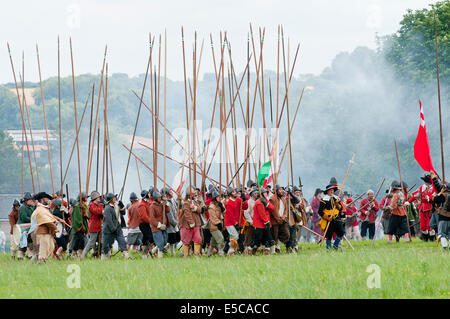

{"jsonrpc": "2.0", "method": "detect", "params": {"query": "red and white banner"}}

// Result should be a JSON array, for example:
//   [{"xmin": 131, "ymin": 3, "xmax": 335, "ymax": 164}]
[{"xmin": 413, "ymin": 100, "xmax": 436, "ymax": 174}]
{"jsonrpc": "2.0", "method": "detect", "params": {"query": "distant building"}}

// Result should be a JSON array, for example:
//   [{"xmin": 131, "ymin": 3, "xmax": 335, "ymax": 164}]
[{"xmin": 5, "ymin": 130, "xmax": 57, "ymax": 157}]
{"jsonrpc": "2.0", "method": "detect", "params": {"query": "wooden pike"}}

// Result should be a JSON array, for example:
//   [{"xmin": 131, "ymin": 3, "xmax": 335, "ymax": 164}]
[
  {"xmin": 119, "ymin": 36, "xmax": 153, "ymax": 200},
  {"xmin": 58, "ymin": 36, "xmax": 63, "ymax": 194},
  {"xmin": 135, "ymin": 157, "xmax": 143, "ymax": 191},
  {"xmin": 394, "ymin": 139, "xmax": 412, "ymax": 238},
  {"xmin": 7, "ymin": 43, "xmax": 36, "ymax": 193},
  {"xmin": 61, "ymin": 89, "xmax": 93, "ymax": 187},
  {"xmin": 122, "ymin": 144, "xmax": 178, "ymax": 194},
  {"xmin": 164, "ymin": 30, "xmax": 167, "ymax": 197},
  {"xmin": 86, "ymin": 84, "xmax": 95, "ymax": 192},
  {"xmin": 434, "ymin": 13, "xmax": 445, "ymax": 182},
  {"xmin": 86, "ymin": 45, "xmax": 107, "ymax": 194},
  {"xmin": 20, "ymin": 67, "xmax": 41, "ymax": 192},
  {"xmin": 36, "ymin": 44, "xmax": 55, "ymax": 195},
  {"xmin": 69, "ymin": 38, "xmax": 82, "ymax": 201},
  {"xmin": 181, "ymin": 27, "xmax": 192, "ymax": 189}
]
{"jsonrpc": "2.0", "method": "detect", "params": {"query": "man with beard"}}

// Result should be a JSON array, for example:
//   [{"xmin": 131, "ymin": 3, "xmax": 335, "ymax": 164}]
[
  {"xmin": 269, "ymin": 185, "xmax": 290, "ymax": 254},
  {"xmin": 81, "ymin": 191, "xmax": 104, "ymax": 259},
  {"xmin": 101, "ymin": 193, "xmax": 130, "ymax": 259},
  {"xmin": 8, "ymin": 200, "xmax": 20, "ymax": 258},
  {"xmin": 318, "ymin": 183, "xmax": 346, "ymax": 250},
  {"xmin": 247, "ymin": 188, "xmax": 274, "ymax": 255},
  {"xmin": 149, "ymin": 190, "xmax": 171, "ymax": 258},
  {"xmin": 31, "ymin": 192, "xmax": 58, "ymax": 263}
]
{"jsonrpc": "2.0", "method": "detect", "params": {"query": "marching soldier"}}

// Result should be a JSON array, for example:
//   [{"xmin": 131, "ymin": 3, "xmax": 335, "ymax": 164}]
[
  {"xmin": 69, "ymin": 193, "xmax": 89, "ymax": 257},
  {"xmin": 8, "ymin": 200, "xmax": 20, "ymax": 258},
  {"xmin": 138, "ymin": 189, "xmax": 154, "ymax": 258},
  {"xmin": 52, "ymin": 198, "xmax": 70, "ymax": 259},
  {"xmin": 149, "ymin": 190, "xmax": 171, "ymax": 258},
  {"xmin": 126, "ymin": 192, "xmax": 143, "ymax": 252},
  {"xmin": 179, "ymin": 187, "xmax": 203, "ymax": 257},
  {"xmin": 430, "ymin": 171, "xmax": 450, "ymax": 249},
  {"xmin": 247, "ymin": 188, "xmax": 274, "ymax": 255},
  {"xmin": 224, "ymin": 186, "xmax": 248, "ymax": 255},
  {"xmin": 17, "ymin": 192, "xmax": 35, "ymax": 260},
  {"xmin": 242, "ymin": 188, "xmax": 259, "ymax": 251},
  {"xmin": 161, "ymin": 187, "xmax": 180, "ymax": 256},
  {"xmin": 207, "ymin": 191, "xmax": 225, "ymax": 256},
  {"xmin": 101, "ymin": 193, "xmax": 130, "ymax": 259},
  {"xmin": 318, "ymin": 183, "xmax": 346, "ymax": 250},
  {"xmin": 81, "ymin": 191, "xmax": 104, "ymax": 259},
  {"xmin": 359, "ymin": 190, "xmax": 380, "ymax": 240},
  {"xmin": 269, "ymin": 185, "xmax": 290, "ymax": 254},
  {"xmin": 31, "ymin": 192, "xmax": 58, "ymax": 263},
  {"xmin": 386, "ymin": 181, "xmax": 410, "ymax": 243}
]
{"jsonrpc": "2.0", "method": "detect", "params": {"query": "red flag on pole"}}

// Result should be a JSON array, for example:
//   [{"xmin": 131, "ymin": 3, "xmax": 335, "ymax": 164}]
[{"xmin": 414, "ymin": 100, "xmax": 436, "ymax": 173}]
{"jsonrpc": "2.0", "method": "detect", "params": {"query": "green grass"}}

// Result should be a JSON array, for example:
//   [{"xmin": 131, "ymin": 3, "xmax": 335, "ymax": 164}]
[{"xmin": 0, "ymin": 240, "xmax": 448, "ymax": 299}]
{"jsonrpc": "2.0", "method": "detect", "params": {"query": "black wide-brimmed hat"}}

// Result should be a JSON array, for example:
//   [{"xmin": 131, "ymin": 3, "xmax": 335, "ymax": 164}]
[
  {"xmin": 420, "ymin": 174, "xmax": 432, "ymax": 184},
  {"xmin": 34, "ymin": 192, "xmax": 53, "ymax": 201},
  {"xmin": 324, "ymin": 184, "xmax": 338, "ymax": 193}
]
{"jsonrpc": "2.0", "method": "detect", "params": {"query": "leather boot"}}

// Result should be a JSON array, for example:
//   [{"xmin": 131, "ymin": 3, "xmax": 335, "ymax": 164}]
[
  {"xmin": 194, "ymin": 243, "xmax": 202, "ymax": 257},
  {"xmin": 182, "ymin": 244, "xmax": 190, "ymax": 258}
]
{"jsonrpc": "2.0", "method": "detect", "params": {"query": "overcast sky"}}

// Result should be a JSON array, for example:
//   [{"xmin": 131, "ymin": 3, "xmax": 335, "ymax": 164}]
[{"xmin": 0, "ymin": 0, "xmax": 438, "ymax": 84}]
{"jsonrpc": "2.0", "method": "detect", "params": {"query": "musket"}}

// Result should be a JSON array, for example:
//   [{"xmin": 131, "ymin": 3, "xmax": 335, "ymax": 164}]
[{"xmin": 354, "ymin": 178, "xmax": 386, "ymax": 221}]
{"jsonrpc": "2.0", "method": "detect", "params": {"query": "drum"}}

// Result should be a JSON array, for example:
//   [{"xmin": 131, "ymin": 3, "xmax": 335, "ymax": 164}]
[{"xmin": 12, "ymin": 223, "xmax": 31, "ymax": 248}]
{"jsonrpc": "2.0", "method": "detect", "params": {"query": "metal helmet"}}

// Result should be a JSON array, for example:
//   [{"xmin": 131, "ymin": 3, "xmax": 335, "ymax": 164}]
[
  {"xmin": 391, "ymin": 181, "xmax": 402, "ymax": 190},
  {"xmin": 141, "ymin": 190, "xmax": 149, "ymax": 199},
  {"xmin": 160, "ymin": 187, "xmax": 171, "ymax": 195},
  {"xmin": 226, "ymin": 186, "xmax": 235, "ymax": 195},
  {"xmin": 13, "ymin": 199, "xmax": 20, "ymax": 207},
  {"xmin": 23, "ymin": 192, "xmax": 33, "ymax": 201},
  {"xmin": 77, "ymin": 192, "xmax": 88, "ymax": 200},
  {"xmin": 90, "ymin": 191, "xmax": 101, "ymax": 201},
  {"xmin": 148, "ymin": 186, "xmax": 155, "ymax": 197},
  {"xmin": 53, "ymin": 198, "xmax": 63, "ymax": 208},
  {"xmin": 211, "ymin": 190, "xmax": 220, "ymax": 200},
  {"xmin": 105, "ymin": 192, "xmax": 115, "ymax": 203},
  {"xmin": 152, "ymin": 190, "xmax": 162, "ymax": 199},
  {"xmin": 129, "ymin": 192, "xmax": 138, "ymax": 201}
]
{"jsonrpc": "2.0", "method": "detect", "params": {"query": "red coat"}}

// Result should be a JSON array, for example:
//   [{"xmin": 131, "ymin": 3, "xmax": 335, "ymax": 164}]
[
  {"xmin": 359, "ymin": 198, "xmax": 379, "ymax": 223},
  {"xmin": 88, "ymin": 202, "xmax": 104, "ymax": 233},
  {"xmin": 252, "ymin": 199, "xmax": 274, "ymax": 229},
  {"xmin": 127, "ymin": 201, "xmax": 141, "ymax": 229},
  {"xmin": 345, "ymin": 205, "xmax": 358, "ymax": 226},
  {"xmin": 138, "ymin": 199, "xmax": 151, "ymax": 224},
  {"xmin": 225, "ymin": 197, "xmax": 246, "ymax": 227},
  {"xmin": 408, "ymin": 184, "xmax": 434, "ymax": 212}
]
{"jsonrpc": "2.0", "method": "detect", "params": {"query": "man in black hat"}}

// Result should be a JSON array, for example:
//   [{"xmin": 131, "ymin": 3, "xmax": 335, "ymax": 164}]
[
  {"xmin": 8, "ymin": 200, "xmax": 20, "ymax": 258},
  {"xmin": 31, "ymin": 192, "xmax": 58, "ymax": 263},
  {"xmin": 408, "ymin": 174, "xmax": 435, "ymax": 241},
  {"xmin": 101, "ymin": 193, "xmax": 130, "ymax": 259},
  {"xmin": 16, "ymin": 192, "xmax": 35, "ymax": 260},
  {"xmin": 318, "ymin": 183, "xmax": 346, "ymax": 250}
]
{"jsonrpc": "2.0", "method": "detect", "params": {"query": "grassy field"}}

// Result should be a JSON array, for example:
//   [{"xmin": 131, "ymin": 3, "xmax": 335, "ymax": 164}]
[{"xmin": 0, "ymin": 240, "xmax": 448, "ymax": 299}]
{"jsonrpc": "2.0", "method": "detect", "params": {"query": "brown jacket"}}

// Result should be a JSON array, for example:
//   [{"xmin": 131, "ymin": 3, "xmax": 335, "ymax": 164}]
[
  {"xmin": 137, "ymin": 199, "xmax": 151, "ymax": 224},
  {"xmin": 288, "ymin": 197, "xmax": 307, "ymax": 226},
  {"xmin": 8, "ymin": 208, "xmax": 18, "ymax": 234},
  {"xmin": 269, "ymin": 195, "xmax": 288, "ymax": 225},
  {"xmin": 149, "ymin": 200, "xmax": 171, "ymax": 233},
  {"xmin": 127, "ymin": 201, "xmax": 141, "ymax": 229},
  {"xmin": 208, "ymin": 201, "xmax": 222, "ymax": 232},
  {"xmin": 35, "ymin": 223, "xmax": 58, "ymax": 235},
  {"xmin": 179, "ymin": 199, "xmax": 201, "ymax": 229},
  {"xmin": 390, "ymin": 191, "xmax": 407, "ymax": 216}
]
